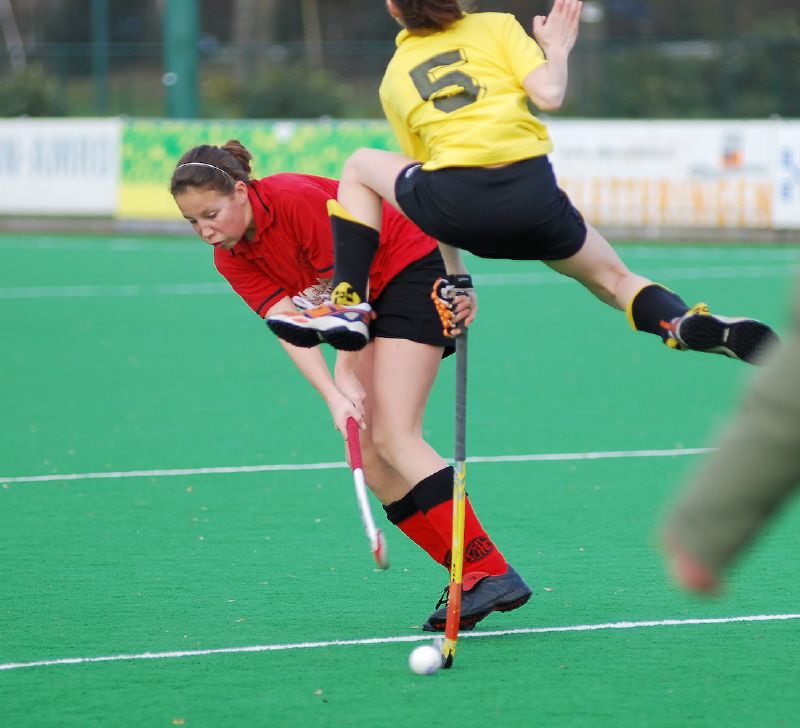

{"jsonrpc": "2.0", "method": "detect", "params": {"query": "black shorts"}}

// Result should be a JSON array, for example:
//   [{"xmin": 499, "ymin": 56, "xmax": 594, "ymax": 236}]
[
  {"xmin": 395, "ymin": 155, "xmax": 587, "ymax": 261},
  {"xmin": 371, "ymin": 249, "xmax": 455, "ymax": 356}
]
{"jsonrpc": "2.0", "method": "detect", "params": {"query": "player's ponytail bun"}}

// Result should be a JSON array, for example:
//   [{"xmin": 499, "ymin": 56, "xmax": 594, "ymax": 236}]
[
  {"xmin": 221, "ymin": 140, "xmax": 253, "ymax": 177},
  {"xmin": 170, "ymin": 140, "xmax": 253, "ymax": 196},
  {"xmin": 393, "ymin": 0, "xmax": 466, "ymax": 31}
]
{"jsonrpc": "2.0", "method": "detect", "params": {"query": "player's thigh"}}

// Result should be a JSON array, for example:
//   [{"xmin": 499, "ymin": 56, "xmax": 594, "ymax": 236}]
[
  {"xmin": 545, "ymin": 223, "xmax": 631, "ymax": 286},
  {"xmin": 352, "ymin": 341, "xmax": 377, "ymax": 432},
  {"xmin": 370, "ymin": 338, "xmax": 442, "ymax": 434},
  {"xmin": 342, "ymin": 149, "xmax": 416, "ymax": 211}
]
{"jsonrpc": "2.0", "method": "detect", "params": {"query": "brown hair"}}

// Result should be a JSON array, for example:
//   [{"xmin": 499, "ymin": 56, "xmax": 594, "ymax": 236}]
[
  {"xmin": 170, "ymin": 139, "xmax": 253, "ymax": 196},
  {"xmin": 392, "ymin": 0, "xmax": 466, "ymax": 31}
]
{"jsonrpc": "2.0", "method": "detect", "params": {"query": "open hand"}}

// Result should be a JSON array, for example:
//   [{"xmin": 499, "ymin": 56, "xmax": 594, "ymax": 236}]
[{"xmin": 533, "ymin": 0, "xmax": 583, "ymax": 58}]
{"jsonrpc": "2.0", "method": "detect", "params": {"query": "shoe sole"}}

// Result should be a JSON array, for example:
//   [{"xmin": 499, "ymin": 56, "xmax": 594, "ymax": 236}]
[
  {"xmin": 266, "ymin": 319, "xmax": 322, "ymax": 348},
  {"xmin": 320, "ymin": 329, "xmax": 369, "ymax": 352},
  {"xmin": 267, "ymin": 318, "xmax": 370, "ymax": 351},
  {"xmin": 677, "ymin": 315, "xmax": 778, "ymax": 364},
  {"xmin": 422, "ymin": 591, "xmax": 533, "ymax": 632}
]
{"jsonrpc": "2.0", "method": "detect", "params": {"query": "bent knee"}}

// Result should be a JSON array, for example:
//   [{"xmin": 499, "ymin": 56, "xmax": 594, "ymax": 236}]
[
  {"xmin": 341, "ymin": 149, "xmax": 372, "ymax": 182},
  {"xmin": 357, "ymin": 435, "xmax": 384, "ymax": 474},
  {"xmin": 370, "ymin": 424, "xmax": 415, "ymax": 466},
  {"xmin": 369, "ymin": 426, "xmax": 394, "ymax": 464}
]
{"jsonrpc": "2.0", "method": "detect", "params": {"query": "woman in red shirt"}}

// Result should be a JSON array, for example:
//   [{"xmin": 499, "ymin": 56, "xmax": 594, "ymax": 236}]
[{"xmin": 170, "ymin": 139, "xmax": 532, "ymax": 632}]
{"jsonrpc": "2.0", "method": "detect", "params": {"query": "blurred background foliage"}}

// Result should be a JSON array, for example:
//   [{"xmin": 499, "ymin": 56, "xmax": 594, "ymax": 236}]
[{"xmin": 0, "ymin": 0, "xmax": 798, "ymax": 118}]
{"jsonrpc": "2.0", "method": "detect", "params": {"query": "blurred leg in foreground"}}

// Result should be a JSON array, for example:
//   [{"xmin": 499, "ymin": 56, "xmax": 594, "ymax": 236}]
[{"xmin": 661, "ymin": 276, "xmax": 799, "ymax": 593}]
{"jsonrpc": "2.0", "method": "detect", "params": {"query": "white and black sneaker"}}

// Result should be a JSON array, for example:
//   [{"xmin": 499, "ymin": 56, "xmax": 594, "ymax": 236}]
[
  {"xmin": 665, "ymin": 303, "xmax": 778, "ymax": 364},
  {"xmin": 267, "ymin": 301, "xmax": 374, "ymax": 351}
]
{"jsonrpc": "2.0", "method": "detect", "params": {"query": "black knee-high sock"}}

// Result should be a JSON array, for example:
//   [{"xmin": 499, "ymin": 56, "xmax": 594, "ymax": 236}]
[
  {"xmin": 627, "ymin": 284, "xmax": 690, "ymax": 341},
  {"xmin": 328, "ymin": 200, "xmax": 379, "ymax": 304}
]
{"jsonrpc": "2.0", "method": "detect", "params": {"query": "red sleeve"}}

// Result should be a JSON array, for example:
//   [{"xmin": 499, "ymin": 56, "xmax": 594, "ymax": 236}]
[{"xmin": 214, "ymin": 248, "xmax": 285, "ymax": 318}]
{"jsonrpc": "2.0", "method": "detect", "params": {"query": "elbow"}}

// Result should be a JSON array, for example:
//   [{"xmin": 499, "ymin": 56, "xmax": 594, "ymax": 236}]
[
  {"xmin": 523, "ymin": 65, "xmax": 568, "ymax": 113},
  {"xmin": 531, "ymin": 90, "xmax": 565, "ymax": 112}
]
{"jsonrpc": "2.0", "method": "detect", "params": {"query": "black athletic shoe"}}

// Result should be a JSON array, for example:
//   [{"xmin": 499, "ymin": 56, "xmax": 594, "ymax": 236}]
[
  {"xmin": 422, "ymin": 566, "xmax": 532, "ymax": 632},
  {"xmin": 666, "ymin": 303, "xmax": 778, "ymax": 365}
]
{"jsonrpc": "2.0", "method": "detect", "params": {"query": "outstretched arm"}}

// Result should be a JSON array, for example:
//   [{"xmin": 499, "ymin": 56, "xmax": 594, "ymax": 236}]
[
  {"xmin": 523, "ymin": 0, "xmax": 583, "ymax": 111},
  {"xmin": 266, "ymin": 297, "xmax": 364, "ymax": 432}
]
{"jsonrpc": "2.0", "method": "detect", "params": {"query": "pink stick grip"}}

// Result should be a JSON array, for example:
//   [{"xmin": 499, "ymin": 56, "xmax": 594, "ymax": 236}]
[{"xmin": 346, "ymin": 418, "xmax": 363, "ymax": 470}]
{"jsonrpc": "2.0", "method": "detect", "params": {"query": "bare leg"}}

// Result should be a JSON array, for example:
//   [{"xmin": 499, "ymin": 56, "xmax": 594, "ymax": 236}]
[
  {"xmin": 546, "ymin": 223, "xmax": 651, "ymax": 310},
  {"xmin": 545, "ymin": 223, "xmax": 778, "ymax": 362},
  {"xmin": 368, "ymin": 337, "xmax": 448, "ymax": 487},
  {"xmin": 338, "ymin": 148, "xmax": 417, "ymax": 228},
  {"xmin": 351, "ymin": 340, "xmax": 429, "ymax": 504}
]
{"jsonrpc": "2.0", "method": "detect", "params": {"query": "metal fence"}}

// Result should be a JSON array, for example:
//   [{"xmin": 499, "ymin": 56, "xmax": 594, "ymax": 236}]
[{"xmin": 2, "ymin": 36, "xmax": 799, "ymax": 119}]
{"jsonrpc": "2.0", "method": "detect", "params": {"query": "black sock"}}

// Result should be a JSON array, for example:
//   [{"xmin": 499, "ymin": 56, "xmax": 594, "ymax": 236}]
[
  {"xmin": 628, "ymin": 284, "xmax": 689, "ymax": 340},
  {"xmin": 329, "ymin": 202, "xmax": 379, "ymax": 303},
  {"xmin": 383, "ymin": 490, "xmax": 418, "ymax": 525}
]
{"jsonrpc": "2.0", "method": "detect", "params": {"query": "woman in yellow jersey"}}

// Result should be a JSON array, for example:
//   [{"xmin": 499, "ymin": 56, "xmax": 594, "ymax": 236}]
[{"xmin": 267, "ymin": 0, "xmax": 777, "ymax": 363}]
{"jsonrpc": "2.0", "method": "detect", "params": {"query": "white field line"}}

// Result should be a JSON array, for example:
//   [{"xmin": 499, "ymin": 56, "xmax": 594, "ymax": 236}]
[
  {"xmin": 474, "ymin": 264, "xmax": 798, "ymax": 287},
  {"xmin": 0, "ymin": 447, "xmax": 714, "ymax": 485},
  {"xmin": 2, "ymin": 237, "xmax": 799, "ymax": 261},
  {"xmin": 0, "ymin": 238, "xmax": 196, "ymax": 253},
  {"xmin": 1, "ymin": 613, "xmax": 798, "ymax": 672},
  {"xmin": 0, "ymin": 282, "xmax": 229, "ymax": 299},
  {"xmin": 621, "ymin": 246, "xmax": 800, "ymax": 262},
  {"xmin": 0, "ymin": 265, "xmax": 797, "ymax": 300}
]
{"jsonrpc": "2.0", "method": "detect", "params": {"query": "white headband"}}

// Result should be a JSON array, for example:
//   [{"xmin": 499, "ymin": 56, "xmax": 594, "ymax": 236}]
[{"xmin": 175, "ymin": 161, "xmax": 237, "ymax": 183}]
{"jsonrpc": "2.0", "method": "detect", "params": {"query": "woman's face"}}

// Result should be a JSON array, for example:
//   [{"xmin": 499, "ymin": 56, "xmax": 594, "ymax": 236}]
[{"xmin": 174, "ymin": 182, "xmax": 252, "ymax": 250}]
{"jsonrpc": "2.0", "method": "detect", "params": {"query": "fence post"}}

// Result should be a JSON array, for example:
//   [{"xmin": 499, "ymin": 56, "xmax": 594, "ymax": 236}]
[
  {"xmin": 91, "ymin": 0, "xmax": 110, "ymax": 114},
  {"xmin": 163, "ymin": 0, "xmax": 199, "ymax": 118}
]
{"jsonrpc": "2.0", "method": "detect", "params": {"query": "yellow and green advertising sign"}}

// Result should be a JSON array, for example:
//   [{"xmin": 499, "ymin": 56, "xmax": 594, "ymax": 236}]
[{"xmin": 119, "ymin": 119, "xmax": 399, "ymax": 219}]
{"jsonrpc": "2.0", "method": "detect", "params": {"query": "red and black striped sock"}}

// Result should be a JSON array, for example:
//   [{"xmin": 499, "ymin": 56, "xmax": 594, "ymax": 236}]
[
  {"xmin": 411, "ymin": 466, "xmax": 508, "ymax": 576},
  {"xmin": 383, "ymin": 490, "xmax": 449, "ymax": 566}
]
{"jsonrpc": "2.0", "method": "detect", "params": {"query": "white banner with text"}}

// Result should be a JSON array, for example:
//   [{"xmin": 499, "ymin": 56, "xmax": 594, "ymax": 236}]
[
  {"xmin": 549, "ymin": 119, "xmax": 800, "ymax": 230},
  {"xmin": 0, "ymin": 118, "xmax": 799, "ymax": 230},
  {"xmin": 0, "ymin": 118, "xmax": 121, "ymax": 215}
]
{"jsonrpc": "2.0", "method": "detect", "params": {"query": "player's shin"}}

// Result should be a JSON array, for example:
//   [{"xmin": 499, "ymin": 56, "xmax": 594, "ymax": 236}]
[
  {"xmin": 626, "ymin": 283, "xmax": 689, "ymax": 342},
  {"xmin": 383, "ymin": 491, "xmax": 449, "ymax": 565},
  {"xmin": 327, "ymin": 200, "xmax": 379, "ymax": 305}
]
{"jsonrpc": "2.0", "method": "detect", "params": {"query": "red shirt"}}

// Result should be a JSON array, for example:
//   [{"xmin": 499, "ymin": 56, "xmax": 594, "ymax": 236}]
[{"xmin": 214, "ymin": 174, "xmax": 437, "ymax": 317}]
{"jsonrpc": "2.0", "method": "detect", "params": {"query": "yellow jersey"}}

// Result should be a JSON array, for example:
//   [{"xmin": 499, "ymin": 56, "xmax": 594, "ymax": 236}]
[{"xmin": 379, "ymin": 12, "xmax": 553, "ymax": 170}]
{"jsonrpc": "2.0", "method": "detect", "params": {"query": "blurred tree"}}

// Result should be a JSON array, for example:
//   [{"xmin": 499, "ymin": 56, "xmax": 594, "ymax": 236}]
[
  {"xmin": 0, "ymin": 63, "xmax": 61, "ymax": 114},
  {"xmin": 302, "ymin": 0, "xmax": 323, "ymax": 67},
  {"xmin": 231, "ymin": 0, "xmax": 279, "ymax": 80},
  {"xmin": 39, "ymin": 0, "xmax": 159, "ymax": 73},
  {"xmin": 0, "ymin": 0, "xmax": 27, "ymax": 71},
  {"xmin": 2, "ymin": 0, "xmax": 798, "ymax": 118},
  {"xmin": 242, "ymin": 65, "xmax": 355, "ymax": 118}
]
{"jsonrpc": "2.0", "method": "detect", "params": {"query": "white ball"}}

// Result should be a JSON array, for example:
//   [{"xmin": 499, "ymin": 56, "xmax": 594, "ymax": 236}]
[{"xmin": 408, "ymin": 644, "xmax": 442, "ymax": 675}]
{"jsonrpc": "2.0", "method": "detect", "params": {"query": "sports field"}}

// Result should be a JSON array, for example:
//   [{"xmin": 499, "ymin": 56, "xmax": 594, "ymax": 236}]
[{"xmin": 2, "ymin": 233, "xmax": 799, "ymax": 727}]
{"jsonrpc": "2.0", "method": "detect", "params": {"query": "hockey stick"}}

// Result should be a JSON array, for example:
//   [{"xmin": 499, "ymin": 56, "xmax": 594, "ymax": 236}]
[
  {"xmin": 441, "ymin": 329, "xmax": 468, "ymax": 668},
  {"xmin": 430, "ymin": 275, "xmax": 473, "ymax": 669},
  {"xmin": 346, "ymin": 417, "xmax": 389, "ymax": 570}
]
